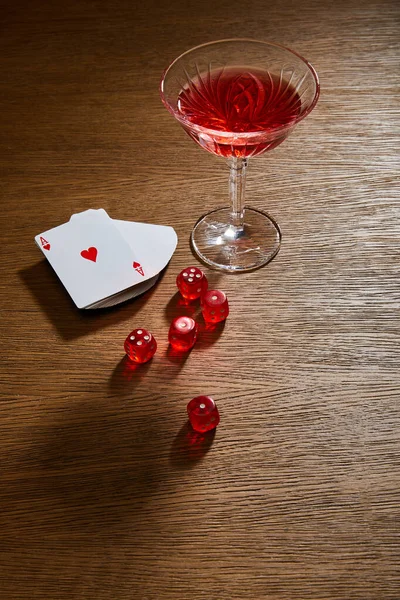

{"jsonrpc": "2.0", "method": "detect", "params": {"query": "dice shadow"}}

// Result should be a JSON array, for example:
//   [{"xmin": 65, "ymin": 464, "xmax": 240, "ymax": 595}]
[
  {"xmin": 164, "ymin": 345, "xmax": 191, "ymax": 371},
  {"xmin": 164, "ymin": 291, "xmax": 201, "ymax": 323},
  {"xmin": 196, "ymin": 320, "xmax": 226, "ymax": 350},
  {"xmin": 110, "ymin": 347, "xmax": 193, "ymax": 390},
  {"xmin": 109, "ymin": 355, "xmax": 153, "ymax": 393},
  {"xmin": 170, "ymin": 421, "xmax": 216, "ymax": 469}
]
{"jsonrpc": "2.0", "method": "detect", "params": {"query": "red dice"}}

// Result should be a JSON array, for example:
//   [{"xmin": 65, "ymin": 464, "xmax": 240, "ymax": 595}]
[
  {"xmin": 168, "ymin": 316, "xmax": 198, "ymax": 351},
  {"xmin": 124, "ymin": 328, "xmax": 157, "ymax": 363},
  {"xmin": 187, "ymin": 396, "xmax": 220, "ymax": 433},
  {"xmin": 176, "ymin": 266, "xmax": 208, "ymax": 300},
  {"xmin": 201, "ymin": 289, "xmax": 229, "ymax": 323}
]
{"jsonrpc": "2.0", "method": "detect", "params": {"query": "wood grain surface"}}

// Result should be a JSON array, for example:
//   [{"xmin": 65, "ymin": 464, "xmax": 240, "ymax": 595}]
[{"xmin": 1, "ymin": 0, "xmax": 399, "ymax": 598}]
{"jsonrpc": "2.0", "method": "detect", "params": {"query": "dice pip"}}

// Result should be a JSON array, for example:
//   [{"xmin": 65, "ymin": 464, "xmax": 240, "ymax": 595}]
[
  {"xmin": 187, "ymin": 396, "xmax": 220, "ymax": 433},
  {"xmin": 168, "ymin": 316, "xmax": 198, "ymax": 351},
  {"xmin": 124, "ymin": 328, "xmax": 157, "ymax": 363},
  {"xmin": 201, "ymin": 289, "xmax": 229, "ymax": 323},
  {"xmin": 176, "ymin": 266, "xmax": 208, "ymax": 300}
]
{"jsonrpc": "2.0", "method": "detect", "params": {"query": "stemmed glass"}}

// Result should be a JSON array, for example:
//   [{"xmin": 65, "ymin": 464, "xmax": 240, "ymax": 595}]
[{"xmin": 160, "ymin": 39, "xmax": 319, "ymax": 272}]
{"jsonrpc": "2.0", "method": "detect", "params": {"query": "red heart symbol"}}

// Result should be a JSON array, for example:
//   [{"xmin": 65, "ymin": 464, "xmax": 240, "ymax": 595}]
[
  {"xmin": 133, "ymin": 261, "xmax": 144, "ymax": 276},
  {"xmin": 40, "ymin": 236, "xmax": 51, "ymax": 251},
  {"xmin": 80, "ymin": 247, "xmax": 98, "ymax": 262}
]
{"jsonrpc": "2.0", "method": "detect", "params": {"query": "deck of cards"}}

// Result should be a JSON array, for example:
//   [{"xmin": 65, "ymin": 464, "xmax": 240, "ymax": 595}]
[{"xmin": 35, "ymin": 209, "xmax": 178, "ymax": 309}]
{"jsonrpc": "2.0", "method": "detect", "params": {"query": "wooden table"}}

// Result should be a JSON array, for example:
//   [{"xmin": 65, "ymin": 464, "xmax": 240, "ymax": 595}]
[{"xmin": 1, "ymin": 0, "xmax": 399, "ymax": 598}]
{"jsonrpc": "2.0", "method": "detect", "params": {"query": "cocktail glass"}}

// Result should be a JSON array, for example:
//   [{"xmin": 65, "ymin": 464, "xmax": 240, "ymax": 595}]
[{"xmin": 160, "ymin": 39, "xmax": 319, "ymax": 272}]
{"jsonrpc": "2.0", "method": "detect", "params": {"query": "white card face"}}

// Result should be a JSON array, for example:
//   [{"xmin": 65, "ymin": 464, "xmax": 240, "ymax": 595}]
[
  {"xmin": 113, "ymin": 220, "xmax": 178, "ymax": 277},
  {"xmin": 35, "ymin": 210, "xmax": 145, "ymax": 309},
  {"xmin": 86, "ymin": 220, "xmax": 177, "ymax": 308}
]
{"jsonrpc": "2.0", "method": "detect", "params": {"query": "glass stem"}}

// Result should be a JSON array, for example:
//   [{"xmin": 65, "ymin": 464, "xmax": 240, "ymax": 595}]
[{"xmin": 229, "ymin": 156, "xmax": 248, "ymax": 230}]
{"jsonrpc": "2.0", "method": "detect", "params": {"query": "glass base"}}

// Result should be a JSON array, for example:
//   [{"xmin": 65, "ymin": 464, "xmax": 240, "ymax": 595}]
[{"xmin": 190, "ymin": 206, "xmax": 281, "ymax": 272}]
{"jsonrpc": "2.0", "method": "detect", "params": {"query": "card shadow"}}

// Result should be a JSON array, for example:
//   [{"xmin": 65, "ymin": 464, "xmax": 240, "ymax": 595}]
[
  {"xmin": 170, "ymin": 422, "xmax": 216, "ymax": 469},
  {"xmin": 19, "ymin": 260, "xmax": 161, "ymax": 341}
]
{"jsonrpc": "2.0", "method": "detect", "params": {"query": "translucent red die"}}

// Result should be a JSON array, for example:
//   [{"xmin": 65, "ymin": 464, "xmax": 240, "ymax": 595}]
[
  {"xmin": 124, "ymin": 328, "xmax": 157, "ymax": 363},
  {"xmin": 176, "ymin": 266, "xmax": 208, "ymax": 300},
  {"xmin": 187, "ymin": 396, "xmax": 220, "ymax": 433},
  {"xmin": 168, "ymin": 316, "xmax": 198, "ymax": 351},
  {"xmin": 201, "ymin": 289, "xmax": 229, "ymax": 323}
]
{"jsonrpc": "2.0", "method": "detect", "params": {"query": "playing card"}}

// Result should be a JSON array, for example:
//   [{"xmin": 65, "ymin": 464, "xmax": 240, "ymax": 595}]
[
  {"xmin": 35, "ymin": 210, "xmax": 144, "ymax": 309},
  {"xmin": 87, "ymin": 220, "xmax": 177, "ymax": 309},
  {"xmin": 114, "ymin": 219, "xmax": 178, "ymax": 278},
  {"xmin": 88, "ymin": 274, "xmax": 160, "ymax": 309}
]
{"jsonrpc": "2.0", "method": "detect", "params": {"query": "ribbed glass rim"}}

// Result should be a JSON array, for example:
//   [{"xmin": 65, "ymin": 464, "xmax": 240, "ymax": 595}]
[{"xmin": 160, "ymin": 38, "xmax": 320, "ymax": 139}]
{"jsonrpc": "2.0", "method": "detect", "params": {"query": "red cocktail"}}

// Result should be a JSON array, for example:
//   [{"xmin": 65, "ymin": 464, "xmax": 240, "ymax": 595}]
[
  {"xmin": 178, "ymin": 67, "xmax": 302, "ymax": 158},
  {"xmin": 161, "ymin": 39, "xmax": 319, "ymax": 272}
]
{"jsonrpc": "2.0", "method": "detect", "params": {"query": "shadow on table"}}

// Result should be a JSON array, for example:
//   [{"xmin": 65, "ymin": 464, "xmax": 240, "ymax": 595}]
[
  {"xmin": 170, "ymin": 422, "xmax": 216, "ymax": 469},
  {"xmin": 196, "ymin": 320, "xmax": 226, "ymax": 350},
  {"xmin": 164, "ymin": 291, "xmax": 200, "ymax": 322},
  {"xmin": 164, "ymin": 344, "xmax": 191, "ymax": 370},
  {"xmin": 19, "ymin": 260, "xmax": 161, "ymax": 341},
  {"xmin": 109, "ymin": 346, "xmax": 190, "ymax": 395},
  {"xmin": 0, "ymin": 396, "xmax": 168, "ymax": 537},
  {"xmin": 109, "ymin": 355, "xmax": 153, "ymax": 393}
]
